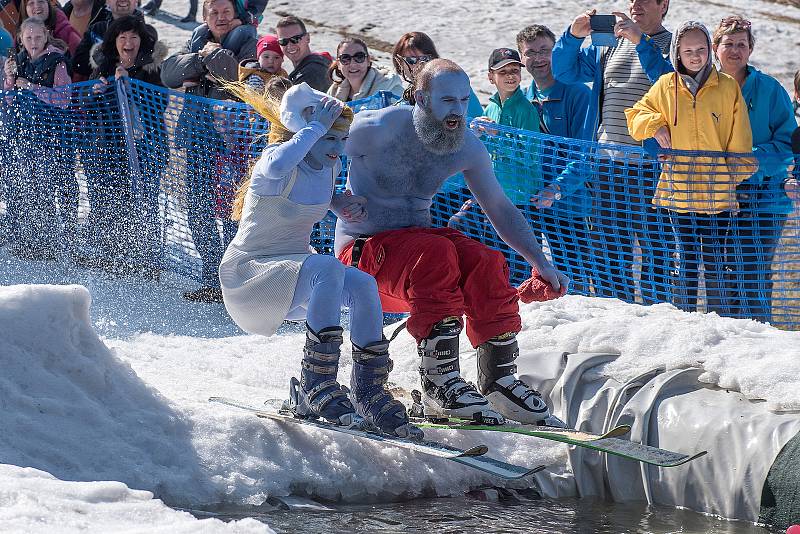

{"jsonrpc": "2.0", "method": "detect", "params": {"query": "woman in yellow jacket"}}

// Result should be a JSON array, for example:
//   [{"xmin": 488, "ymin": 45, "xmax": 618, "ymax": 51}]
[{"xmin": 626, "ymin": 21, "xmax": 757, "ymax": 313}]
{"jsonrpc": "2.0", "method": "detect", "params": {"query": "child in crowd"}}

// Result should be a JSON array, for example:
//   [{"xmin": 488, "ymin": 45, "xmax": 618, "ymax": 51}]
[
  {"xmin": 626, "ymin": 21, "xmax": 757, "ymax": 313},
  {"xmin": 480, "ymin": 47, "xmax": 544, "ymax": 204},
  {"xmin": 238, "ymin": 34, "xmax": 287, "ymax": 93},
  {"xmin": 19, "ymin": 0, "xmax": 80, "ymax": 56},
  {"xmin": 219, "ymin": 79, "xmax": 421, "ymax": 439},
  {"xmin": 3, "ymin": 17, "xmax": 73, "ymax": 260}
]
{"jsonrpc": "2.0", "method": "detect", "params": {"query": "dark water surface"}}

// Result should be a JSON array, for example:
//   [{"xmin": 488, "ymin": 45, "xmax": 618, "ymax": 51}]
[{"xmin": 193, "ymin": 495, "xmax": 781, "ymax": 534}]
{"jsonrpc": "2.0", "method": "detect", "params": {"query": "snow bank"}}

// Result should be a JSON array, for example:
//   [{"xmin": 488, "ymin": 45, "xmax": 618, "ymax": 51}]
[
  {"xmin": 0, "ymin": 465, "xmax": 271, "ymax": 534},
  {"xmin": 0, "ymin": 284, "xmax": 564, "ymax": 522}
]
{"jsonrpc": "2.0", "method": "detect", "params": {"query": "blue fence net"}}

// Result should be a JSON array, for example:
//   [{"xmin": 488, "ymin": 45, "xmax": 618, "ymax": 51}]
[{"xmin": 1, "ymin": 79, "xmax": 799, "ymax": 328}]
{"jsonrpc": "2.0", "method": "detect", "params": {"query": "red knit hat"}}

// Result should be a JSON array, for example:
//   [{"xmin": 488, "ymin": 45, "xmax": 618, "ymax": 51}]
[{"xmin": 256, "ymin": 35, "xmax": 283, "ymax": 59}]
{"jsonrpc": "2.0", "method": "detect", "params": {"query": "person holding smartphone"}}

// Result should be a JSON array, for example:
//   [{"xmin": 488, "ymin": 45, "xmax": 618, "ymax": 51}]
[{"xmin": 551, "ymin": 1, "xmax": 675, "ymax": 306}]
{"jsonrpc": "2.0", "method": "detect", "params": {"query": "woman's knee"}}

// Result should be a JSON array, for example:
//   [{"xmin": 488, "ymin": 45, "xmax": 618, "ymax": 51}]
[
  {"xmin": 304, "ymin": 254, "xmax": 346, "ymax": 286},
  {"xmin": 344, "ymin": 267, "xmax": 379, "ymax": 297}
]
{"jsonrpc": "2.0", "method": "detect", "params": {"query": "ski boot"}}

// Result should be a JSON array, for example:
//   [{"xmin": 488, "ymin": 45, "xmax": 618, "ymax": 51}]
[
  {"xmin": 417, "ymin": 317, "xmax": 504, "ymax": 424},
  {"xmin": 477, "ymin": 332, "xmax": 550, "ymax": 424},
  {"xmin": 287, "ymin": 324, "xmax": 364, "ymax": 428},
  {"xmin": 351, "ymin": 339, "xmax": 424, "ymax": 440}
]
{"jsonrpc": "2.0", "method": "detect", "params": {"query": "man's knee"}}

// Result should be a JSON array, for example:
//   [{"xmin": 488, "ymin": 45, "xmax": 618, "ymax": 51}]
[
  {"xmin": 470, "ymin": 243, "xmax": 509, "ymax": 273},
  {"xmin": 413, "ymin": 234, "xmax": 460, "ymax": 269}
]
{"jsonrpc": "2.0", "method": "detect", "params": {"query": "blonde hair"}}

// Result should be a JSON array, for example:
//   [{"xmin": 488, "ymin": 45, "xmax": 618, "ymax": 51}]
[{"xmin": 220, "ymin": 76, "xmax": 354, "ymax": 221}]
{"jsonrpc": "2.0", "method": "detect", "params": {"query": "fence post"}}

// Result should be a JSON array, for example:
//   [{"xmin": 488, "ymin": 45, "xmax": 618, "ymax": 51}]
[{"xmin": 115, "ymin": 77, "xmax": 143, "ymax": 195}]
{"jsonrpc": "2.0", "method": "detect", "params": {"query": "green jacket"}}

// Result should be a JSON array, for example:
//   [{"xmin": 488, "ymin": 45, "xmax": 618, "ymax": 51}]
[{"xmin": 483, "ymin": 88, "xmax": 544, "ymax": 204}]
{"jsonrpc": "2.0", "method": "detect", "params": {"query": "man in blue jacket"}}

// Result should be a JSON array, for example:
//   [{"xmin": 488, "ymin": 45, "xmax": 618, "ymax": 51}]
[
  {"xmin": 517, "ymin": 24, "xmax": 595, "ymax": 294},
  {"xmin": 551, "ymin": 2, "xmax": 674, "ymax": 305}
]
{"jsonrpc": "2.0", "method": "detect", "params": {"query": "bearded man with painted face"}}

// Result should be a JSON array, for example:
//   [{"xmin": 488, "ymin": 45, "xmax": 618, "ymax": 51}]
[{"xmin": 334, "ymin": 59, "xmax": 569, "ymax": 425}]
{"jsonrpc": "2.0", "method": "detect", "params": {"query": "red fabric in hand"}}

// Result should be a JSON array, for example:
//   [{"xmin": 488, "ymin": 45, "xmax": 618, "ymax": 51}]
[{"xmin": 518, "ymin": 269, "xmax": 566, "ymax": 303}]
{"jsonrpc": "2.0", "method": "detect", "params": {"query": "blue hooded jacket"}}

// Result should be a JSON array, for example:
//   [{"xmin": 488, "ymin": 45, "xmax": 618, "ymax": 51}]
[
  {"xmin": 524, "ymin": 80, "xmax": 593, "ymax": 216},
  {"xmin": 739, "ymin": 67, "xmax": 796, "ymax": 214}
]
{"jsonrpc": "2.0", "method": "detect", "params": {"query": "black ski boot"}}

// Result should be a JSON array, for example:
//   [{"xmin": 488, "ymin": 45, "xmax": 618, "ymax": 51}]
[
  {"xmin": 288, "ymin": 324, "xmax": 364, "ymax": 428},
  {"xmin": 477, "ymin": 332, "xmax": 550, "ymax": 424},
  {"xmin": 351, "ymin": 339, "xmax": 423, "ymax": 440},
  {"xmin": 417, "ymin": 317, "xmax": 503, "ymax": 424}
]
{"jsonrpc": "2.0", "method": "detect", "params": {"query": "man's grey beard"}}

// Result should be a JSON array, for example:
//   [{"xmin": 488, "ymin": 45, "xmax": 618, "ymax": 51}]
[{"xmin": 412, "ymin": 104, "xmax": 466, "ymax": 155}]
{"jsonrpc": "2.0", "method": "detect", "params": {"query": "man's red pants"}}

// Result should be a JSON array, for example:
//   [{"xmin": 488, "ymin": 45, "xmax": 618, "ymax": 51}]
[{"xmin": 338, "ymin": 228, "xmax": 521, "ymax": 347}]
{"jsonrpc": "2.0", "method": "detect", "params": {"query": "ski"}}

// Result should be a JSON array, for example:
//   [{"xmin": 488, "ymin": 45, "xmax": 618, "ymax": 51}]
[
  {"xmin": 209, "ymin": 396, "xmax": 544, "ymax": 480},
  {"xmin": 412, "ymin": 418, "xmax": 706, "ymax": 468},
  {"xmin": 412, "ymin": 417, "xmax": 631, "ymax": 442}
]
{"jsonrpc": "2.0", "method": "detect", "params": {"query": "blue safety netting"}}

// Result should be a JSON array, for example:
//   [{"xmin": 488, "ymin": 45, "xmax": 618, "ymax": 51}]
[{"xmin": 1, "ymin": 79, "xmax": 799, "ymax": 328}]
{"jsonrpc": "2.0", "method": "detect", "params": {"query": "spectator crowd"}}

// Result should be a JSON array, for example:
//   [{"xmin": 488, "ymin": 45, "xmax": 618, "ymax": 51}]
[{"xmin": 1, "ymin": 0, "xmax": 800, "ymax": 324}]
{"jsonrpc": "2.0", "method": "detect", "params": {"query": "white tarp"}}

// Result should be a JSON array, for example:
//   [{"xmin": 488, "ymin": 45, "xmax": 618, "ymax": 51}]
[{"xmin": 519, "ymin": 351, "xmax": 800, "ymax": 522}]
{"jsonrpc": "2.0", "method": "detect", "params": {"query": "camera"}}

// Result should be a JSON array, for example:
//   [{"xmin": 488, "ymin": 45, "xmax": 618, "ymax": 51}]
[{"xmin": 589, "ymin": 14, "xmax": 618, "ymax": 47}]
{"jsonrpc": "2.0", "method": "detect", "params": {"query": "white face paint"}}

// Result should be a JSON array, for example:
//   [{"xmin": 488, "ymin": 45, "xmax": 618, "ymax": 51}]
[
  {"xmin": 305, "ymin": 128, "xmax": 349, "ymax": 170},
  {"xmin": 413, "ymin": 70, "xmax": 471, "ymax": 155}
]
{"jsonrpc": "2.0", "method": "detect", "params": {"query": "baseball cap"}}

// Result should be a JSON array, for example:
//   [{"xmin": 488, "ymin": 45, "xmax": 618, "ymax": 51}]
[{"xmin": 488, "ymin": 48, "xmax": 523, "ymax": 70}]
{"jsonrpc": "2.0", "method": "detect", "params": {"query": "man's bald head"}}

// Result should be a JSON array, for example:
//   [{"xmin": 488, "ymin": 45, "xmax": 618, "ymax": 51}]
[
  {"xmin": 415, "ymin": 58, "xmax": 467, "ymax": 93},
  {"xmin": 411, "ymin": 58, "xmax": 471, "ymax": 155}
]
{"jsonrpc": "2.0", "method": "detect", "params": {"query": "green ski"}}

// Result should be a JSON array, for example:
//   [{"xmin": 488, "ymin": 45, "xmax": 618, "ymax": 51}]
[{"xmin": 412, "ymin": 417, "xmax": 706, "ymax": 468}]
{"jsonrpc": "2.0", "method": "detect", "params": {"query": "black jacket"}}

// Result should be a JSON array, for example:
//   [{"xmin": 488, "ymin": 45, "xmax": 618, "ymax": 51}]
[
  {"xmin": 15, "ymin": 48, "xmax": 67, "ymax": 87},
  {"xmin": 288, "ymin": 52, "xmax": 331, "ymax": 92},
  {"xmin": 62, "ymin": 0, "xmax": 109, "ymax": 27}
]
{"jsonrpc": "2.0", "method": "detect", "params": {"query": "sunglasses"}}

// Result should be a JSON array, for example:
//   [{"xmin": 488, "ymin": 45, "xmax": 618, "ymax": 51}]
[
  {"xmin": 398, "ymin": 54, "xmax": 433, "ymax": 66},
  {"xmin": 277, "ymin": 32, "xmax": 306, "ymax": 46},
  {"xmin": 338, "ymin": 52, "xmax": 368, "ymax": 65},
  {"xmin": 720, "ymin": 17, "xmax": 751, "ymax": 29}
]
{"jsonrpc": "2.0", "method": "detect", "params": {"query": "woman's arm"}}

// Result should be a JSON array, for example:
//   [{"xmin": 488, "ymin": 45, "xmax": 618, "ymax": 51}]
[{"xmin": 249, "ymin": 121, "xmax": 328, "ymax": 195}]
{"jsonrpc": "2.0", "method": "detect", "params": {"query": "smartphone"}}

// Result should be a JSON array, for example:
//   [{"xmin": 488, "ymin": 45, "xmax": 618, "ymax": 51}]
[{"xmin": 589, "ymin": 14, "xmax": 618, "ymax": 47}]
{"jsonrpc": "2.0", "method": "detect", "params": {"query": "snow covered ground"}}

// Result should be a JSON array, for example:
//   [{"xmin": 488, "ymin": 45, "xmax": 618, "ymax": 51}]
[
  {"xmin": 3, "ymin": 0, "xmax": 800, "ymax": 531},
  {"xmin": 249, "ymin": 0, "xmax": 800, "ymax": 99}
]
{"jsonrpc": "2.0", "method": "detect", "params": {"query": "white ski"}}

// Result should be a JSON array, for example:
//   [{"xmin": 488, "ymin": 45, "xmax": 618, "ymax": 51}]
[{"xmin": 210, "ymin": 396, "xmax": 543, "ymax": 480}]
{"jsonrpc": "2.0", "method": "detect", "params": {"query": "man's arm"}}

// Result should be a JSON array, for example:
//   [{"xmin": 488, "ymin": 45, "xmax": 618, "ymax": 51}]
[
  {"xmin": 552, "ymin": 26, "xmax": 599, "ymax": 85},
  {"xmin": 462, "ymin": 139, "xmax": 567, "ymax": 289},
  {"xmin": 637, "ymin": 34, "xmax": 673, "ymax": 83},
  {"xmin": 160, "ymin": 42, "xmax": 204, "ymax": 88}
]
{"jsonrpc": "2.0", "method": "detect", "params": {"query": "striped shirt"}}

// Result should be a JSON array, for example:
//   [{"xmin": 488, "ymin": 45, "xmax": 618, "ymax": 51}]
[{"xmin": 597, "ymin": 30, "xmax": 672, "ymax": 146}]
